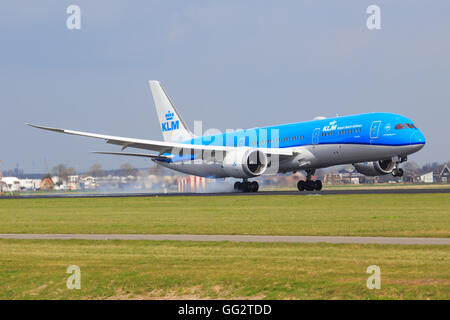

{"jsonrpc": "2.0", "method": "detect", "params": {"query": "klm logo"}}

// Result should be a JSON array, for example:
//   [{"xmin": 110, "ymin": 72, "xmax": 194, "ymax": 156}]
[
  {"xmin": 323, "ymin": 120, "xmax": 337, "ymax": 132},
  {"xmin": 162, "ymin": 110, "xmax": 179, "ymax": 132},
  {"xmin": 165, "ymin": 110, "xmax": 174, "ymax": 121}
]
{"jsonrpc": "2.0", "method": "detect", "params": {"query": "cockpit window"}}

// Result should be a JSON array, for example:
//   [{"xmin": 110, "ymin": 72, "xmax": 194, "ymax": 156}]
[
  {"xmin": 395, "ymin": 124, "xmax": 404, "ymax": 130},
  {"xmin": 405, "ymin": 123, "xmax": 417, "ymax": 129}
]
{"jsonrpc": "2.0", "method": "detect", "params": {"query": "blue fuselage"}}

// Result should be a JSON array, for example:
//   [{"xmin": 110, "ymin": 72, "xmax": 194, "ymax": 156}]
[
  {"xmin": 184, "ymin": 112, "xmax": 425, "ymax": 151},
  {"xmin": 155, "ymin": 112, "xmax": 425, "ymax": 178}
]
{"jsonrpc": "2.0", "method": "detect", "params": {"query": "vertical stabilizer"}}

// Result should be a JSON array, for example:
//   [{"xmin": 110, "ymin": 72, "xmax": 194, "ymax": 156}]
[{"xmin": 149, "ymin": 80, "xmax": 195, "ymax": 142}]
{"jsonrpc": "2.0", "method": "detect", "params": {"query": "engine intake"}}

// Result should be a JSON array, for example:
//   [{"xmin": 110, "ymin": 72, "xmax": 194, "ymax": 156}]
[
  {"xmin": 223, "ymin": 149, "xmax": 268, "ymax": 178},
  {"xmin": 353, "ymin": 160, "xmax": 395, "ymax": 176}
]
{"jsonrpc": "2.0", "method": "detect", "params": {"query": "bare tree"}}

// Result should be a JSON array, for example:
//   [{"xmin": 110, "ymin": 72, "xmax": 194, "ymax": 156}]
[
  {"xmin": 422, "ymin": 162, "xmax": 440, "ymax": 174},
  {"xmin": 148, "ymin": 163, "xmax": 166, "ymax": 176},
  {"xmin": 51, "ymin": 164, "xmax": 76, "ymax": 183},
  {"xmin": 403, "ymin": 162, "xmax": 420, "ymax": 176},
  {"xmin": 120, "ymin": 163, "xmax": 137, "ymax": 177},
  {"xmin": 88, "ymin": 164, "xmax": 105, "ymax": 177}
]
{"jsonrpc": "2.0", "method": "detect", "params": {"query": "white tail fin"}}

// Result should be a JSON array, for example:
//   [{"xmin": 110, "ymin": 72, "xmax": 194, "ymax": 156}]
[{"xmin": 149, "ymin": 80, "xmax": 195, "ymax": 142}]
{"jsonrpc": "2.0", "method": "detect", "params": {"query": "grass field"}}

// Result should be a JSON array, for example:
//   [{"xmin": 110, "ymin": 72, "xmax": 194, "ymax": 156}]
[
  {"xmin": 0, "ymin": 193, "xmax": 449, "ymax": 299},
  {"xmin": 0, "ymin": 239, "xmax": 448, "ymax": 300},
  {"xmin": 262, "ymin": 183, "xmax": 450, "ymax": 191},
  {"xmin": 0, "ymin": 194, "xmax": 449, "ymax": 237}
]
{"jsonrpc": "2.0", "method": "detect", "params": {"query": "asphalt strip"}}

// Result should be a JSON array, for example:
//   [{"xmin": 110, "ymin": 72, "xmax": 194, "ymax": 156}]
[{"xmin": 0, "ymin": 234, "xmax": 448, "ymax": 245}]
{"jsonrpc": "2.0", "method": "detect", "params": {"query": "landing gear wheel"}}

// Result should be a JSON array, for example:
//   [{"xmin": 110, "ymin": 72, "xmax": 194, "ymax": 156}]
[
  {"xmin": 392, "ymin": 168, "xmax": 404, "ymax": 177},
  {"xmin": 314, "ymin": 180, "xmax": 323, "ymax": 191},
  {"xmin": 298, "ymin": 180, "xmax": 322, "ymax": 192},
  {"xmin": 250, "ymin": 181, "xmax": 259, "ymax": 192},
  {"xmin": 235, "ymin": 181, "xmax": 259, "ymax": 192},
  {"xmin": 305, "ymin": 181, "xmax": 315, "ymax": 191}
]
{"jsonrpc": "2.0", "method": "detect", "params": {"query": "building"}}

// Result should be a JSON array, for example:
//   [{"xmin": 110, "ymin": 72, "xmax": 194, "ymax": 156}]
[
  {"xmin": 323, "ymin": 166, "xmax": 365, "ymax": 185},
  {"xmin": 437, "ymin": 164, "xmax": 450, "ymax": 183},
  {"xmin": 1, "ymin": 177, "xmax": 21, "ymax": 192},
  {"xmin": 420, "ymin": 172, "xmax": 434, "ymax": 183},
  {"xmin": 19, "ymin": 179, "xmax": 41, "ymax": 191},
  {"xmin": 40, "ymin": 177, "xmax": 55, "ymax": 190},
  {"xmin": 80, "ymin": 176, "xmax": 96, "ymax": 190},
  {"xmin": 324, "ymin": 173, "xmax": 343, "ymax": 185}
]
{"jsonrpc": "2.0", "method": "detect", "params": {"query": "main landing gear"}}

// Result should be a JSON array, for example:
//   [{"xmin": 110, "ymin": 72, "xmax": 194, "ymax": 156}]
[
  {"xmin": 297, "ymin": 180, "xmax": 322, "ymax": 191},
  {"xmin": 234, "ymin": 180, "xmax": 259, "ymax": 192},
  {"xmin": 297, "ymin": 169, "xmax": 323, "ymax": 192}
]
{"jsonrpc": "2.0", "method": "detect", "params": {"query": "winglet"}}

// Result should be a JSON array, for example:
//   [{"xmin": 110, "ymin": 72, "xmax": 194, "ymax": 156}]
[{"xmin": 26, "ymin": 123, "xmax": 66, "ymax": 133}]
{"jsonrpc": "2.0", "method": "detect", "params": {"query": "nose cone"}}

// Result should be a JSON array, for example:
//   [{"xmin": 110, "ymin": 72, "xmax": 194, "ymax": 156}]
[{"xmin": 410, "ymin": 130, "xmax": 426, "ymax": 151}]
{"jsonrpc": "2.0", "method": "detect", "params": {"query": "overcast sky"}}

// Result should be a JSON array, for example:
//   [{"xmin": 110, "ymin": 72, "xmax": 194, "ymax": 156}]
[{"xmin": 1, "ymin": 0, "xmax": 448, "ymax": 173}]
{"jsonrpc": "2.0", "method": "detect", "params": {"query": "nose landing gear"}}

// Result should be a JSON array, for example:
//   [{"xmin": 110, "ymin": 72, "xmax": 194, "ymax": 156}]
[
  {"xmin": 297, "ymin": 169, "xmax": 323, "ymax": 192},
  {"xmin": 392, "ymin": 168, "xmax": 404, "ymax": 177},
  {"xmin": 392, "ymin": 156, "xmax": 406, "ymax": 177},
  {"xmin": 234, "ymin": 180, "xmax": 259, "ymax": 192}
]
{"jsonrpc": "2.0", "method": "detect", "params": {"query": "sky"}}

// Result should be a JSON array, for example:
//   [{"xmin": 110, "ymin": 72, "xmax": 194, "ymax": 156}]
[{"xmin": 0, "ymin": 0, "xmax": 449, "ymax": 173}]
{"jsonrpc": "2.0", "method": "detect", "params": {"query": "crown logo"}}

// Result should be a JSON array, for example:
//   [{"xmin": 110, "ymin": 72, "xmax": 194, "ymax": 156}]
[{"xmin": 165, "ymin": 110, "xmax": 174, "ymax": 121}]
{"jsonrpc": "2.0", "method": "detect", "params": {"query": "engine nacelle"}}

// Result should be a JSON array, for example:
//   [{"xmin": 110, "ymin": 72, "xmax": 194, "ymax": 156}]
[
  {"xmin": 353, "ymin": 160, "xmax": 395, "ymax": 176},
  {"xmin": 222, "ymin": 149, "xmax": 268, "ymax": 178}
]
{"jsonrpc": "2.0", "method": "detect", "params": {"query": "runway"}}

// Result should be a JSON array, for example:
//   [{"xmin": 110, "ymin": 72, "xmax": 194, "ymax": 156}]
[
  {"xmin": 0, "ymin": 234, "xmax": 449, "ymax": 245},
  {"xmin": 2, "ymin": 188, "xmax": 450, "ymax": 199}
]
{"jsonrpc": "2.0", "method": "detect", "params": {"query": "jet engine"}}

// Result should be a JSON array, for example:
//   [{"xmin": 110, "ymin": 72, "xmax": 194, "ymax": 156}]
[
  {"xmin": 222, "ymin": 149, "xmax": 268, "ymax": 178},
  {"xmin": 353, "ymin": 160, "xmax": 395, "ymax": 176}
]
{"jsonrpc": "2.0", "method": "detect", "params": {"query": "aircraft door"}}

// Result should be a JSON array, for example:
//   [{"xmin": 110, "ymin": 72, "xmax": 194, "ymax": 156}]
[
  {"xmin": 312, "ymin": 128, "xmax": 320, "ymax": 145},
  {"xmin": 370, "ymin": 121, "xmax": 381, "ymax": 139}
]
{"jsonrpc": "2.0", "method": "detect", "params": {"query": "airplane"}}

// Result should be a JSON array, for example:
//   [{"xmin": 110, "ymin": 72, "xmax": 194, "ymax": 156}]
[{"xmin": 28, "ymin": 80, "xmax": 426, "ymax": 193}]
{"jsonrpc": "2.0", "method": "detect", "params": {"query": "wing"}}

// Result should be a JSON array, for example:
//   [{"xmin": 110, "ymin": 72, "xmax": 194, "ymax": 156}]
[{"xmin": 27, "ymin": 124, "xmax": 294, "ymax": 156}]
